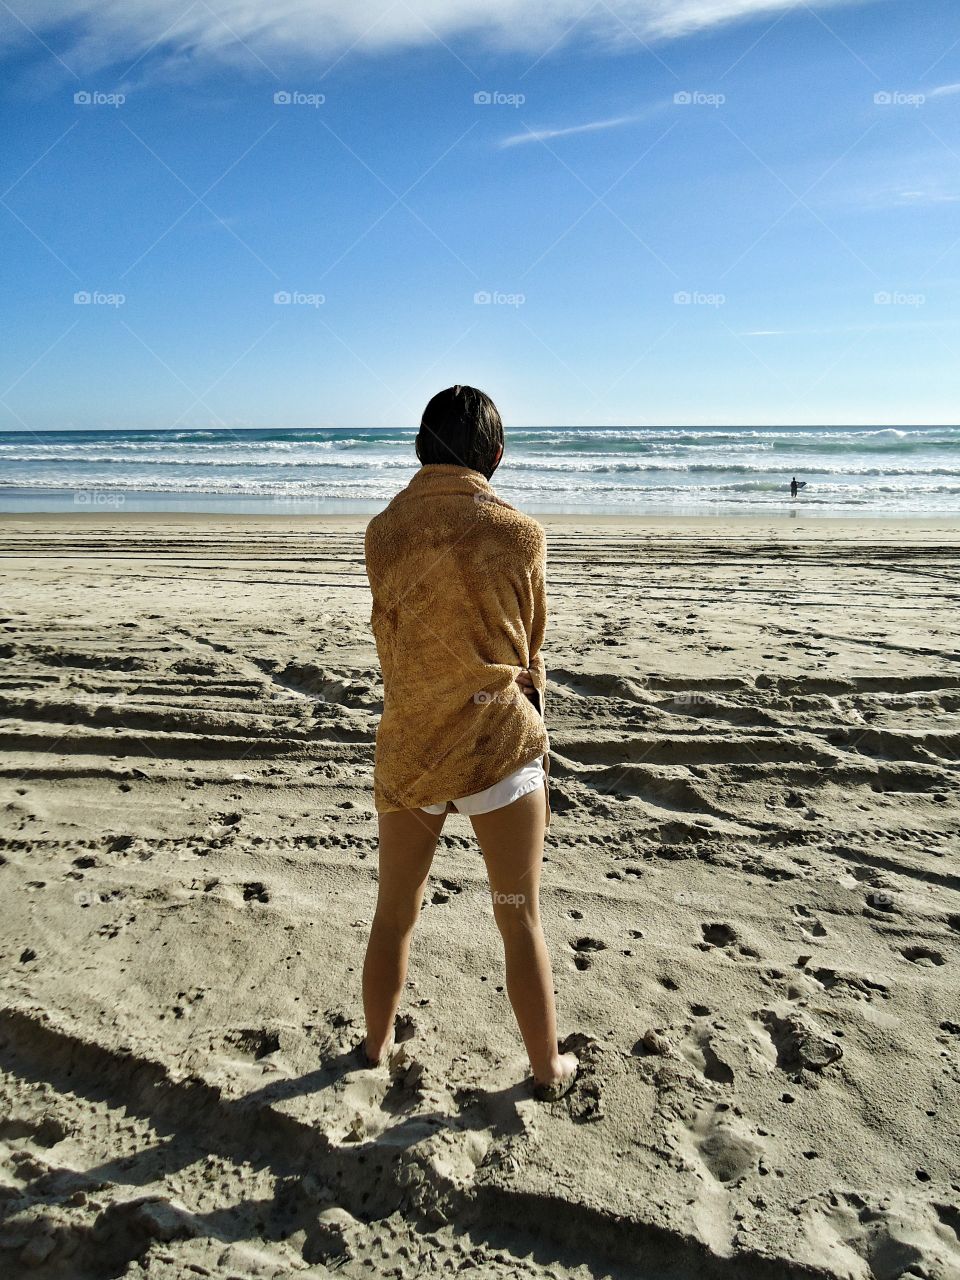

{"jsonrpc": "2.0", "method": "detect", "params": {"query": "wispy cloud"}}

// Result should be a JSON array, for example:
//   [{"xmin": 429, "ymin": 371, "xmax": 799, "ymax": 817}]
[
  {"xmin": 0, "ymin": 1, "xmax": 876, "ymax": 80},
  {"xmin": 929, "ymin": 82, "xmax": 960, "ymax": 97},
  {"xmin": 500, "ymin": 115, "xmax": 637, "ymax": 147},
  {"xmin": 896, "ymin": 189, "xmax": 960, "ymax": 204}
]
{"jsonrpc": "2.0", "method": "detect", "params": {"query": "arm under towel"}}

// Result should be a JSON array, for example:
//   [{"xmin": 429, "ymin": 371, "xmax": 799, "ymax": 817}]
[{"xmin": 526, "ymin": 537, "xmax": 547, "ymax": 718}]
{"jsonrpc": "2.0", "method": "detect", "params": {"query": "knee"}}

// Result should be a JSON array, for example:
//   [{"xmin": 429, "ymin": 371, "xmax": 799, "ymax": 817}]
[
  {"xmin": 491, "ymin": 890, "xmax": 540, "ymax": 939},
  {"xmin": 372, "ymin": 901, "xmax": 420, "ymax": 938}
]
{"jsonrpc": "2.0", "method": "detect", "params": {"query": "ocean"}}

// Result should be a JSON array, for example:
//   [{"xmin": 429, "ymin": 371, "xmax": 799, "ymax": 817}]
[{"xmin": 0, "ymin": 425, "xmax": 957, "ymax": 517}]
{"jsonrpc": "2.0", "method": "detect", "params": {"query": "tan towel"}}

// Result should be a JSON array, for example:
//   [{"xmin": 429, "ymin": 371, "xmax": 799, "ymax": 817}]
[{"xmin": 364, "ymin": 463, "xmax": 551, "ymax": 825}]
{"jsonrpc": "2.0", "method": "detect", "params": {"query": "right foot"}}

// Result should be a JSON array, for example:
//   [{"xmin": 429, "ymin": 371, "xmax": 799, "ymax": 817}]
[{"xmin": 532, "ymin": 1051, "xmax": 579, "ymax": 1100}]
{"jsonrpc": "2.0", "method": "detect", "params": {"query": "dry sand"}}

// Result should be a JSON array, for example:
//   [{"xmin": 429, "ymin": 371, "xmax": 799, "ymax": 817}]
[{"xmin": 0, "ymin": 512, "xmax": 958, "ymax": 1280}]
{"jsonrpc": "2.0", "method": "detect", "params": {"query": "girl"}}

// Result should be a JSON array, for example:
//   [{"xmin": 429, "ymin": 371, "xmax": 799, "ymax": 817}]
[{"xmin": 361, "ymin": 386, "xmax": 578, "ymax": 1101}]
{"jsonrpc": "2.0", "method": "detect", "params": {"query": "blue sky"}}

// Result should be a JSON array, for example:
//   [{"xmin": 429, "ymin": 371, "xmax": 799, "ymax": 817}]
[{"xmin": 1, "ymin": 0, "xmax": 958, "ymax": 430}]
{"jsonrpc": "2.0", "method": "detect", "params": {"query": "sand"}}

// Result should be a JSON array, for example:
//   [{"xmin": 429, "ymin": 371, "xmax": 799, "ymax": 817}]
[{"xmin": 0, "ymin": 511, "xmax": 958, "ymax": 1280}]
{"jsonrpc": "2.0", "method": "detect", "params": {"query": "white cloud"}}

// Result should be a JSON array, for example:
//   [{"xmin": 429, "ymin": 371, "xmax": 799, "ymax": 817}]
[
  {"xmin": 929, "ymin": 82, "xmax": 960, "ymax": 97},
  {"xmin": 896, "ymin": 190, "xmax": 960, "ymax": 204},
  {"xmin": 0, "ymin": 1, "xmax": 878, "ymax": 78},
  {"xmin": 500, "ymin": 116, "xmax": 637, "ymax": 146}
]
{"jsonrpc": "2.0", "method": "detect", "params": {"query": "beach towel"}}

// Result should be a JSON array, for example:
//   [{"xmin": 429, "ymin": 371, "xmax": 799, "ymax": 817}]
[{"xmin": 364, "ymin": 463, "xmax": 551, "ymax": 823}]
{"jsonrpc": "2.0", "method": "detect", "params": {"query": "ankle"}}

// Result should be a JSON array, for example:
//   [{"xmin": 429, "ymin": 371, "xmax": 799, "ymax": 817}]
[
  {"xmin": 364, "ymin": 1031, "xmax": 395, "ymax": 1065},
  {"xmin": 363, "ymin": 1036, "xmax": 385, "ymax": 1065},
  {"xmin": 532, "ymin": 1052, "xmax": 563, "ymax": 1085},
  {"xmin": 533, "ymin": 1049, "xmax": 577, "ymax": 1086}
]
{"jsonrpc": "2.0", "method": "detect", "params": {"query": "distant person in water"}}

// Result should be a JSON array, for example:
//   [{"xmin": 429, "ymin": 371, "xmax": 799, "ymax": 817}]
[
  {"xmin": 790, "ymin": 476, "xmax": 799, "ymax": 499},
  {"xmin": 361, "ymin": 385, "xmax": 578, "ymax": 1102}
]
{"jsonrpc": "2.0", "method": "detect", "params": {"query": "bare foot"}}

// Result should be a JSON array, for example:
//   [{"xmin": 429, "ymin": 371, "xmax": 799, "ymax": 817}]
[
  {"xmin": 359, "ymin": 1033, "xmax": 394, "ymax": 1066},
  {"xmin": 532, "ymin": 1051, "xmax": 579, "ymax": 1101}
]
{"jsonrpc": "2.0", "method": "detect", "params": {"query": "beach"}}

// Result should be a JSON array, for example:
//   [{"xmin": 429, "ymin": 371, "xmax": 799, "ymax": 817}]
[{"xmin": 1, "ymin": 511, "xmax": 958, "ymax": 1280}]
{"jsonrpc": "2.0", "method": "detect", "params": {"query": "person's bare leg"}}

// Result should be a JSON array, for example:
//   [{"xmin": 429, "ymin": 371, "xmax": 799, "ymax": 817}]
[
  {"xmin": 470, "ymin": 787, "xmax": 577, "ymax": 1089},
  {"xmin": 362, "ymin": 806, "xmax": 446, "ymax": 1063}
]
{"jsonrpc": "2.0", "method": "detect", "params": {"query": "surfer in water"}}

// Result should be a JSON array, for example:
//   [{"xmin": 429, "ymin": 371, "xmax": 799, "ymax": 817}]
[{"xmin": 790, "ymin": 476, "xmax": 802, "ymax": 499}]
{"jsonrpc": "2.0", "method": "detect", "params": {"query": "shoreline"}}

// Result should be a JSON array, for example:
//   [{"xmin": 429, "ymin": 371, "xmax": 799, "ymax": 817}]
[{"xmin": 2, "ymin": 510, "xmax": 959, "ymax": 532}]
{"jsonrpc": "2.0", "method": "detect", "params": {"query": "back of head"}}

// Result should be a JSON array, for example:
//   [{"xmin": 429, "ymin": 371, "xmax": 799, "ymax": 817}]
[{"xmin": 415, "ymin": 385, "xmax": 504, "ymax": 479}]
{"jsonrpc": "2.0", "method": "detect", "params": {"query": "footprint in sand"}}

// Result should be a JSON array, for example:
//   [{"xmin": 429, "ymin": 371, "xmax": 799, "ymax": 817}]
[
  {"xmin": 756, "ymin": 1008, "xmax": 843, "ymax": 1073},
  {"xmin": 792, "ymin": 904, "xmax": 828, "ymax": 937},
  {"xmin": 900, "ymin": 945, "xmax": 946, "ymax": 967},
  {"xmin": 679, "ymin": 1101, "xmax": 765, "ymax": 1186},
  {"xmin": 223, "ymin": 1027, "xmax": 282, "ymax": 1060},
  {"xmin": 699, "ymin": 922, "xmax": 737, "ymax": 948},
  {"xmin": 675, "ymin": 1019, "xmax": 741, "ymax": 1085},
  {"xmin": 570, "ymin": 936, "xmax": 607, "ymax": 971},
  {"xmin": 428, "ymin": 878, "xmax": 463, "ymax": 906}
]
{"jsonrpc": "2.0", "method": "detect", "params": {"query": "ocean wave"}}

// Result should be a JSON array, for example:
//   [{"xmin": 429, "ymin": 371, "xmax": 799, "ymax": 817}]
[
  {"xmin": 2, "ymin": 423, "xmax": 958, "ymax": 515},
  {"xmin": 5, "ymin": 474, "xmax": 960, "ymax": 499},
  {"xmin": 5, "ymin": 454, "xmax": 958, "ymax": 480}
]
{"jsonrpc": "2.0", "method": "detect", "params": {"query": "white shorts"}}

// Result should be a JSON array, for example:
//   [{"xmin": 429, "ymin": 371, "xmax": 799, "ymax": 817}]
[{"xmin": 420, "ymin": 755, "xmax": 546, "ymax": 816}]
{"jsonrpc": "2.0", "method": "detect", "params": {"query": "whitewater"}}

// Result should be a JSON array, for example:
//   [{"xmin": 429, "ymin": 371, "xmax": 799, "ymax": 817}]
[{"xmin": 1, "ymin": 425, "xmax": 957, "ymax": 515}]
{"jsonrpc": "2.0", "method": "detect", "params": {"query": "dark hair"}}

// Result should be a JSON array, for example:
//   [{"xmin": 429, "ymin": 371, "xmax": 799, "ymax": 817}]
[{"xmin": 415, "ymin": 385, "xmax": 504, "ymax": 478}]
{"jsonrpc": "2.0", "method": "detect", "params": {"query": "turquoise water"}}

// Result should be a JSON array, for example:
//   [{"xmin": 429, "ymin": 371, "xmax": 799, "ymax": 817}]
[{"xmin": 1, "ymin": 425, "xmax": 957, "ymax": 516}]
